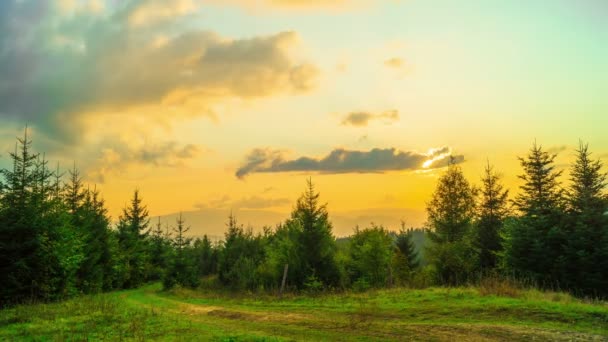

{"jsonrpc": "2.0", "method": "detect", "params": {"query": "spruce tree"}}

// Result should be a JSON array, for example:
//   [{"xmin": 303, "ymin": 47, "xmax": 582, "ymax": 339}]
[
  {"xmin": 217, "ymin": 213, "xmax": 267, "ymax": 289},
  {"xmin": 564, "ymin": 142, "xmax": 608, "ymax": 296},
  {"xmin": 0, "ymin": 128, "xmax": 82, "ymax": 303},
  {"xmin": 150, "ymin": 217, "xmax": 169, "ymax": 281},
  {"xmin": 426, "ymin": 163, "xmax": 478, "ymax": 285},
  {"xmin": 393, "ymin": 225, "xmax": 420, "ymax": 284},
  {"xmin": 290, "ymin": 179, "xmax": 339, "ymax": 288},
  {"xmin": 504, "ymin": 142, "xmax": 565, "ymax": 285},
  {"xmin": 163, "ymin": 213, "xmax": 198, "ymax": 289},
  {"xmin": 75, "ymin": 187, "xmax": 113, "ymax": 294},
  {"xmin": 476, "ymin": 162, "xmax": 509, "ymax": 271},
  {"xmin": 194, "ymin": 235, "xmax": 215, "ymax": 277},
  {"xmin": 117, "ymin": 189, "xmax": 150, "ymax": 288}
]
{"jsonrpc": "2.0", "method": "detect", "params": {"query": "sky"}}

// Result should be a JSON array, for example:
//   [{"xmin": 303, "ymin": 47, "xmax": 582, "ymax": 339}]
[{"xmin": 1, "ymin": 0, "xmax": 607, "ymax": 237}]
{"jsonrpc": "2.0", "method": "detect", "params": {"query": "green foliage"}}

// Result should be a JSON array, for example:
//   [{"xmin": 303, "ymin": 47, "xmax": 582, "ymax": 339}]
[
  {"xmin": 116, "ymin": 190, "xmax": 151, "ymax": 289},
  {"xmin": 69, "ymin": 169, "xmax": 115, "ymax": 295},
  {"xmin": 0, "ymin": 129, "xmax": 84, "ymax": 303},
  {"xmin": 476, "ymin": 162, "xmax": 509, "ymax": 270},
  {"xmin": 392, "ymin": 226, "xmax": 420, "ymax": 285},
  {"xmin": 562, "ymin": 142, "xmax": 608, "ymax": 296},
  {"xmin": 287, "ymin": 179, "xmax": 340, "ymax": 289},
  {"xmin": 149, "ymin": 217, "xmax": 170, "ymax": 281},
  {"xmin": 348, "ymin": 224, "xmax": 393, "ymax": 288},
  {"xmin": 503, "ymin": 142, "xmax": 567, "ymax": 285},
  {"xmin": 3, "ymin": 127, "xmax": 608, "ymax": 305},
  {"xmin": 163, "ymin": 213, "xmax": 200, "ymax": 290},
  {"xmin": 426, "ymin": 163, "xmax": 478, "ymax": 285},
  {"xmin": 193, "ymin": 234, "xmax": 217, "ymax": 277},
  {"xmin": 217, "ymin": 214, "xmax": 267, "ymax": 290}
]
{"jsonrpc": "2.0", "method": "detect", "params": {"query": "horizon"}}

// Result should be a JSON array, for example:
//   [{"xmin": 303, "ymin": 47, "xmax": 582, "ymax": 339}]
[{"xmin": 1, "ymin": 0, "xmax": 606, "ymax": 237}]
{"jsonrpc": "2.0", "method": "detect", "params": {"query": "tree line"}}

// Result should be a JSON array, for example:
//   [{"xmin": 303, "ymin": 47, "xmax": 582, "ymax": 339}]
[{"xmin": 0, "ymin": 129, "xmax": 606, "ymax": 306}]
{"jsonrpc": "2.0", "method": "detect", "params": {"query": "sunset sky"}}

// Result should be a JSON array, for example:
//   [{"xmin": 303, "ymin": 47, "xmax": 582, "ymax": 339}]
[{"xmin": 1, "ymin": 0, "xmax": 607, "ymax": 237}]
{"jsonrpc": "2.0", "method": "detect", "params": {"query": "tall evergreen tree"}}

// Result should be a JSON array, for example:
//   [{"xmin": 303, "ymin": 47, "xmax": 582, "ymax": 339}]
[
  {"xmin": 504, "ymin": 142, "xmax": 565, "ymax": 285},
  {"xmin": 218, "ymin": 213, "xmax": 266, "ymax": 290},
  {"xmin": 117, "ymin": 189, "xmax": 150, "ymax": 288},
  {"xmin": 163, "ymin": 213, "xmax": 199, "ymax": 289},
  {"xmin": 426, "ymin": 162, "xmax": 478, "ymax": 285},
  {"xmin": 290, "ymin": 179, "xmax": 339, "ymax": 288},
  {"xmin": 564, "ymin": 142, "xmax": 608, "ymax": 296},
  {"xmin": 0, "ymin": 129, "xmax": 82, "ymax": 303},
  {"xmin": 476, "ymin": 162, "xmax": 509, "ymax": 271},
  {"xmin": 75, "ymin": 187, "xmax": 114, "ymax": 294},
  {"xmin": 149, "ymin": 217, "xmax": 169, "ymax": 281}
]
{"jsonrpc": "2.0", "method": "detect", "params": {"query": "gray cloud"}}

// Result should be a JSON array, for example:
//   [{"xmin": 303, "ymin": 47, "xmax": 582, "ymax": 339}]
[
  {"xmin": 86, "ymin": 140, "xmax": 202, "ymax": 183},
  {"xmin": 236, "ymin": 146, "xmax": 464, "ymax": 178},
  {"xmin": 341, "ymin": 110, "xmax": 399, "ymax": 127},
  {"xmin": 0, "ymin": 0, "xmax": 318, "ymax": 144}
]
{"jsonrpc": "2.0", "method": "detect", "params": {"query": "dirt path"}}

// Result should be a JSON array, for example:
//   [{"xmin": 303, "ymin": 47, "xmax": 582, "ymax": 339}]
[{"xmin": 119, "ymin": 288, "xmax": 606, "ymax": 341}]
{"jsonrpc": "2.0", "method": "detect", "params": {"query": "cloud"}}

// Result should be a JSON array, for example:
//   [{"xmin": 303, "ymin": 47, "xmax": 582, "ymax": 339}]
[
  {"xmin": 128, "ymin": 0, "xmax": 199, "ymax": 27},
  {"xmin": 236, "ymin": 146, "xmax": 464, "ymax": 178},
  {"xmin": 384, "ymin": 57, "xmax": 404, "ymax": 69},
  {"xmin": 86, "ymin": 140, "xmax": 202, "ymax": 183},
  {"xmin": 0, "ymin": 0, "xmax": 318, "ymax": 144},
  {"xmin": 206, "ymin": 0, "xmax": 386, "ymax": 11},
  {"xmin": 341, "ymin": 110, "xmax": 399, "ymax": 127},
  {"xmin": 195, "ymin": 195, "xmax": 290, "ymax": 210}
]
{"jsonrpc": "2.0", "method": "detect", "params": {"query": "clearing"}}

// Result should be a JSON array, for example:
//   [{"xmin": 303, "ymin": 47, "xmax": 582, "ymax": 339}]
[{"xmin": 1, "ymin": 284, "xmax": 607, "ymax": 341}]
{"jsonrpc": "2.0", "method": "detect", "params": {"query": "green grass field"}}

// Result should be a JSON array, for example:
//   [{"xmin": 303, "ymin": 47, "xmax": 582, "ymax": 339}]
[{"xmin": 1, "ymin": 283, "xmax": 607, "ymax": 341}]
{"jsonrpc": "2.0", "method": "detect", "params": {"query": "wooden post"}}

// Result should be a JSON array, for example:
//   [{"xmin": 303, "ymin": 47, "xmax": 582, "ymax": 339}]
[{"xmin": 279, "ymin": 263, "xmax": 289, "ymax": 297}]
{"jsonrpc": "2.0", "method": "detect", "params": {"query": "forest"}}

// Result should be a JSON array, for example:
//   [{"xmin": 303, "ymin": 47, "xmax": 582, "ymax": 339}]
[{"xmin": 1, "ymin": 128, "xmax": 608, "ymax": 307}]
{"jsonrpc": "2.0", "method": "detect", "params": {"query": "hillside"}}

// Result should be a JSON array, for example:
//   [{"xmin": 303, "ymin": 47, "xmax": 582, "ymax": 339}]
[{"xmin": 2, "ymin": 284, "xmax": 607, "ymax": 341}]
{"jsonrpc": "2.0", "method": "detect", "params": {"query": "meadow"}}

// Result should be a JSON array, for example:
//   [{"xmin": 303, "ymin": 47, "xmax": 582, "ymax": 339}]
[{"xmin": 1, "ymin": 282, "xmax": 607, "ymax": 341}]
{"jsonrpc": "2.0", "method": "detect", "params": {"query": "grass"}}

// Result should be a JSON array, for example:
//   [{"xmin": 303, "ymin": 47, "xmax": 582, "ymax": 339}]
[{"xmin": 1, "ymin": 283, "xmax": 607, "ymax": 341}]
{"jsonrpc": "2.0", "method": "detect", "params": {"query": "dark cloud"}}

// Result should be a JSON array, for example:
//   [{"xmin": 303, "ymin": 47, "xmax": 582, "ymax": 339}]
[
  {"xmin": 236, "ymin": 146, "xmax": 464, "ymax": 178},
  {"xmin": 0, "ymin": 0, "xmax": 318, "ymax": 144},
  {"xmin": 341, "ymin": 110, "xmax": 399, "ymax": 127}
]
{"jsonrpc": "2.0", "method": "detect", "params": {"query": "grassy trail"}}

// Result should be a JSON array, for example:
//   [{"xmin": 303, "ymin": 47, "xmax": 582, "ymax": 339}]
[{"xmin": 1, "ymin": 284, "xmax": 608, "ymax": 341}]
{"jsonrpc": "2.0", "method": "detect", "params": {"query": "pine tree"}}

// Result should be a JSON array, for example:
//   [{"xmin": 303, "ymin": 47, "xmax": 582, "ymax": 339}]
[
  {"xmin": 476, "ymin": 162, "xmax": 509, "ymax": 271},
  {"xmin": 163, "ymin": 213, "xmax": 199, "ymax": 289},
  {"xmin": 149, "ymin": 217, "xmax": 169, "ymax": 281},
  {"xmin": 564, "ymin": 142, "xmax": 608, "ymax": 296},
  {"xmin": 393, "ymin": 224, "xmax": 420, "ymax": 284},
  {"xmin": 194, "ymin": 235, "xmax": 215, "ymax": 277},
  {"xmin": 117, "ymin": 189, "xmax": 150, "ymax": 288},
  {"xmin": 0, "ymin": 128, "xmax": 82, "ymax": 303},
  {"xmin": 290, "ymin": 179, "xmax": 339, "ymax": 288},
  {"xmin": 426, "ymin": 163, "xmax": 478, "ymax": 285},
  {"xmin": 75, "ymin": 187, "xmax": 114, "ymax": 294},
  {"xmin": 504, "ymin": 142, "xmax": 565, "ymax": 285}
]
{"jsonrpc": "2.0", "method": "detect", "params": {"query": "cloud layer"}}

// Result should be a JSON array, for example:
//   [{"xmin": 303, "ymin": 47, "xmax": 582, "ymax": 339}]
[
  {"xmin": 236, "ymin": 146, "xmax": 464, "ymax": 178},
  {"xmin": 341, "ymin": 110, "xmax": 399, "ymax": 127},
  {"xmin": 0, "ymin": 0, "xmax": 318, "ymax": 143}
]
